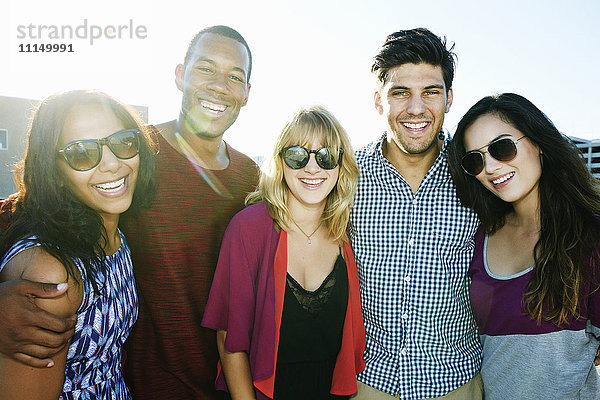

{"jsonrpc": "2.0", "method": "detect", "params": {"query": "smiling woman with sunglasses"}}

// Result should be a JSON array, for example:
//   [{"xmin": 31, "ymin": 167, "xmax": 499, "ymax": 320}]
[
  {"xmin": 202, "ymin": 105, "xmax": 365, "ymax": 400},
  {"xmin": 448, "ymin": 93, "xmax": 600, "ymax": 399},
  {"xmin": 0, "ymin": 90, "xmax": 156, "ymax": 400},
  {"xmin": 57, "ymin": 128, "xmax": 141, "ymax": 171}
]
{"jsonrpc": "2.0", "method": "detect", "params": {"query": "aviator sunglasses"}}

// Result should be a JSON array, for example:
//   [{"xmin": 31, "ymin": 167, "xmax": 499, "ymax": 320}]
[
  {"xmin": 461, "ymin": 135, "xmax": 526, "ymax": 176},
  {"xmin": 57, "ymin": 128, "xmax": 141, "ymax": 171},
  {"xmin": 281, "ymin": 146, "xmax": 343, "ymax": 170}
]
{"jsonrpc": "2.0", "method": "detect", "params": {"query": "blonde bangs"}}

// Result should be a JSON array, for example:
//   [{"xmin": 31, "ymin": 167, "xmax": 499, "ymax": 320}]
[{"xmin": 246, "ymin": 105, "xmax": 359, "ymax": 241}]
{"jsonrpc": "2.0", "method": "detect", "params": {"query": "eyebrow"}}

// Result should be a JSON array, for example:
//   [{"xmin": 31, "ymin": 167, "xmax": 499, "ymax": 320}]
[
  {"xmin": 490, "ymin": 133, "xmax": 512, "ymax": 143},
  {"xmin": 388, "ymin": 84, "xmax": 445, "ymax": 91},
  {"xmin": 468, "ymin": 133, "xmax": 513, "ymax": 152}
]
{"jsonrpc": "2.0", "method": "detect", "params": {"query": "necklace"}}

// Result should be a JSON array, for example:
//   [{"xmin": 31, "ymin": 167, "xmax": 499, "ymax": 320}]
[{"xmin": 290, "ymin": 217, "xmax": 322, "ymax": 245}]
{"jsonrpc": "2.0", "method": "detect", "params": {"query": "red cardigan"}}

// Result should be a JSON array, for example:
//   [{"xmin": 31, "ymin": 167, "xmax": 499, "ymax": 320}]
[{"xmin": 202, "ymin": 203, "xmax": 365, "ymax": 399}]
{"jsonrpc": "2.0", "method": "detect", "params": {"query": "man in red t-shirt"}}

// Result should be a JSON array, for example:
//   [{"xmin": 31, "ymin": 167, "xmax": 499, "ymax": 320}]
[{"xmin": 0, "ymin": 25, "xmax": 259, "ymax": 399}]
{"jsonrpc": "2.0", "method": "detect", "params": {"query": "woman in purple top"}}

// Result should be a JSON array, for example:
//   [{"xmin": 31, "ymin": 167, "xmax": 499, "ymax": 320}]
[{"xmin": 448, "ymin": 93, "xmax": 600, "ymax": 399}]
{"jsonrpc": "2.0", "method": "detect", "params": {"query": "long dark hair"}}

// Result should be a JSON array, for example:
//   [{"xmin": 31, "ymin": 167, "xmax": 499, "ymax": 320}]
[
  {"xmin": 448, "ymin": 93, "xmax": 600, "ymax": 326},
  {"xmin": 1, "ymin": 90, "xmax": 157, "ymax": 293}
]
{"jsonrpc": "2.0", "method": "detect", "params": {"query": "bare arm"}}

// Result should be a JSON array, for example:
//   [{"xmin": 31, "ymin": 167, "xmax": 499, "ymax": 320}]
[
  {"xmin": 0, "ymin": 341, "xmax": 69, "ymax": 400},
  {"xmin": 0, "ymin": 248, "xmax": 81, "ymax": 399},
  {"xmin": 0, "ymin": 279, "xmax": 76, "ymax": 367},
  {"xmin": 217, "ymin": 329, "xmax": 256, "ymax": 400}
]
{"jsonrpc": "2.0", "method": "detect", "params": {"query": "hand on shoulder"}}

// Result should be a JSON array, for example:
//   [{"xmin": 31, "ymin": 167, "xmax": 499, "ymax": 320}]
[{"xmin": 1, "ymin": 247, "xmax": 82, "ymax": 318}]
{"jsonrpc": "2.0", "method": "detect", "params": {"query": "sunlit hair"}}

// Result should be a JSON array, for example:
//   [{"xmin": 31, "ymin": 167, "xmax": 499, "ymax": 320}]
[
  {"xmin": 1, "ymin": 90, "xmax": 157, "ymax": 293},
  {"xmin": 448, "ymin": 92, "xmax": 600, "ymax": 326},
  {"xmin": 246, "ymin": 105, "xmax": 359, "ymax": 242},
  {"xmin": 372, "ymin": 27, "xmax": 456, "ymax": 91},
  {"xmin": 183, "ymin": 25, "xmax": 252, "ymax": 82}
]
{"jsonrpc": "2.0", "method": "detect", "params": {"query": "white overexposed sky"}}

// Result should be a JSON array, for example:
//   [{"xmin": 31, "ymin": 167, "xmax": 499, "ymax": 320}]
[{"xmin": 1, "ymin": 0, "xmax": 599, "ymax": 159}]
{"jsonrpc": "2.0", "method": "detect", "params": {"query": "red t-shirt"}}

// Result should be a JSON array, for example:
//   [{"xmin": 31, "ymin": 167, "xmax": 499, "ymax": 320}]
[{"xmin": 121, "ymin": 133, "xmax": 259, "ymax": 399}]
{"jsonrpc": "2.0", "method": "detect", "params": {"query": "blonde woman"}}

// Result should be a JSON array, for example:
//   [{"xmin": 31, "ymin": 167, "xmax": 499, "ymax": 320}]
[{"xmin": 202, "ymin": 106, "xmax": 365, "ymax": 400}]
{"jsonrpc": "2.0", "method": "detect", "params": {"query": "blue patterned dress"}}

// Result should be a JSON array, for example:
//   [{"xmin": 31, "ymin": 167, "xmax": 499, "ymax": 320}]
[{"xmin": 0, "ymin": 230, "xmax": 138, "ymax": 400}]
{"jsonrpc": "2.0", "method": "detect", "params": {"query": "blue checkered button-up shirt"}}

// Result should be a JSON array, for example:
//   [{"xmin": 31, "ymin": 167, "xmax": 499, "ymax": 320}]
[{"xmin": 350, "ymin": 133, "xmax": 482, "ymax": 399}]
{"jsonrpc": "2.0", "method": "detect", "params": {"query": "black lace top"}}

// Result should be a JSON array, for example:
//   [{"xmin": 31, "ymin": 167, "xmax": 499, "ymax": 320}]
[{"xmin": 273, "ymin": 251, "xmax": 349, "ymax": 400}]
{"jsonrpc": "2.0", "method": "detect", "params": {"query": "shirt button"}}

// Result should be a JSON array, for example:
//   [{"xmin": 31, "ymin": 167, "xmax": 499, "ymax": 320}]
[
  {"xmin": 401, "ymin": 348, "xmax": 408, "ymax": 356},
  {"xmin": 401, "ymin": 313, "xmax": 408, "ymax": 319},
  {"xmin": 404, "ymin": 276, "xmax": 410, "ymax": 282},
  {"xmin": 408, "ymin": 238, "xmax": 414, "ymax": 246}
]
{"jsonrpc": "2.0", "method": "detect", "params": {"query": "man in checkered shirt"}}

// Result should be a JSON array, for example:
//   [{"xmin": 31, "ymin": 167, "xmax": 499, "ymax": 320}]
[{"xmin": 349, "ymin": 28, "xmax": 483, "ymax": 399}]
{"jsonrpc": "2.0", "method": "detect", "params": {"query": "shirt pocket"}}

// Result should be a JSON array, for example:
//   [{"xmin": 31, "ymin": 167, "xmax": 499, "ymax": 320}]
[{"xmin": 436, "ymin": 233, "xmax": 476, "ymax": 296}]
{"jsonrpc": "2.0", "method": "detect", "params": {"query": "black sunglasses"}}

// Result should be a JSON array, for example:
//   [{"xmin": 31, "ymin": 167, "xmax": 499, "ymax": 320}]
[
  {"xmin": 461, "ymin": 136, "xmax": 525, "ymax": 176},
  {"xmin": 281, "ymin": 146, "xmax": 343, "ymax": 170},
  {"xmin": 57, "ymin": 128, "xmax": 141, "ymax": 171}
]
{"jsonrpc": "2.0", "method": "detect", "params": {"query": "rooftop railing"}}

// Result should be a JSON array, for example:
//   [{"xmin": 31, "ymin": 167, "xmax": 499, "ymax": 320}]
[{"xmin": 576, "ymin": 141, "xmax": 600, "ymax": 179}]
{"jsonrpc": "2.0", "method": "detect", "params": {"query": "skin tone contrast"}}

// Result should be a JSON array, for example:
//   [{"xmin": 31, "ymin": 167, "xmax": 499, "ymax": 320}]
[{"xmin": 0, "ymin": 104, "xmax": 139, "ymax": 400}]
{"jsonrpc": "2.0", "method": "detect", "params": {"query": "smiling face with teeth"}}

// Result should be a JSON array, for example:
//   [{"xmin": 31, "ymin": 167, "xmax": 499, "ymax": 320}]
[
  {"xmin": 57, "ymin": 103, "xmax": 139, "ymax": 226},
  {"xmin": 375, "ymin": 63, "xmax": 452, "ymax": 161},
  {"xmin": 464, "ymin": 114, "xmax": 542, "ymax": 209},
  {"xmin": 175, "ymin": 32, "xmax": 251, "ymax": 140},
  {"xmin": 283, "ymin": 139, "xmax": 340, "ymax": 212}
]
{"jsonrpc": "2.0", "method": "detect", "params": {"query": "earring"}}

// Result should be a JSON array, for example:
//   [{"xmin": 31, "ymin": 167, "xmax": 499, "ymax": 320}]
[{"xmin": 438, "ymin": 131, "xmax": 445, "ymax": 140}]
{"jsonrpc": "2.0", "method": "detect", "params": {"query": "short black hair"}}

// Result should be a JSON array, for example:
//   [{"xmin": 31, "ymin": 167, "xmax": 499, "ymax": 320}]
[
  {"xmin": 183, "ymin": 25, "xmax": 252, "ymax": 82},
  {"xmin": 372, "ymin": 27, "xmax": 456, "ymax": 90}
]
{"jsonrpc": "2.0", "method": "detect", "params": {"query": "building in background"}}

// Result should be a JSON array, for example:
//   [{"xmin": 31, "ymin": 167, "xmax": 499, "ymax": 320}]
[
  {"xmin": 573, "ymin": 137, "xmax": 600, "ymax": 180},
  {"xmin": 0, "ymin": 96, "xmax": 39, "ymax": 198},
  {"xmin": 1, "ymin": 95, "xmax": 598, "ymax": 198},
  {"xmin": 0, "ymin": 95, "xmax": 148, "ymax": 198}
]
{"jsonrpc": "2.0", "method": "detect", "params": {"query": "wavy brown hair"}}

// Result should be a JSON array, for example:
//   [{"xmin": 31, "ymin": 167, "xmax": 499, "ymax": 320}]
[
  {"xmin": 1, "ymin": 90, "xmax": 157, "ymax": 293},
  {"xmin": 448, "ymin": 93, "xmax": 600, "ymax": 326}
]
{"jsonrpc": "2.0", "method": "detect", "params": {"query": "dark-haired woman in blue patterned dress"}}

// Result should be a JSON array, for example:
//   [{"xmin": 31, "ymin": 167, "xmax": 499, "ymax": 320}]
[{"xmin": 0, "ymin": 90, "xmax": 156, "ymax": 400}]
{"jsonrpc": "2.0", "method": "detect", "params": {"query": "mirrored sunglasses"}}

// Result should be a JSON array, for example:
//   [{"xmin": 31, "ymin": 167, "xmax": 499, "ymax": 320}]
[
  {"xmin": 461, "ymin": 136, "xmax": 525, "ymax": 176},
  {"xmin": 57, "ymin": 128, "xmax": 141, "ymax": 171},
  {"xmin": 281, "ymin": 146, "xmax": 343, "ymax": 170}
]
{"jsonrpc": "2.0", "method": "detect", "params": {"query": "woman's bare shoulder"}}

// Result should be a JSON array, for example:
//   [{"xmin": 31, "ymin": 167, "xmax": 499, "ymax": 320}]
[{"xmin": 1, "ymin": 246, "xmax": 81, "ymax": 317}]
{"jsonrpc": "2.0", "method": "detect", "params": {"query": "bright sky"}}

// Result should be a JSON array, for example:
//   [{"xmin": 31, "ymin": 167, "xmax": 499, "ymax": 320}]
[{"xmin": 2, "ymin": 0, "xmax": 599, "ymax": 158}]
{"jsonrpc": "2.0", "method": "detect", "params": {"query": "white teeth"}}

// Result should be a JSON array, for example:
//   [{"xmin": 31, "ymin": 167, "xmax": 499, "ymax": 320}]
[
  {"xmin": 200, "ymin": 101, "xmax": 226, "ymax": 112},
  {"xmin": 300, "ymin": 178, "xmax": 325, "ymax": 185},
  {"xmin": 402, "ymin": 122, "xmax": 428, "ymax": 130},
  {"xmin": 492, "ymin": 172, "xmax": 514, "ymax": 185},
  {"xmin": 95, "ymin": 177, "xmax": 125, "ymax": 192}
]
